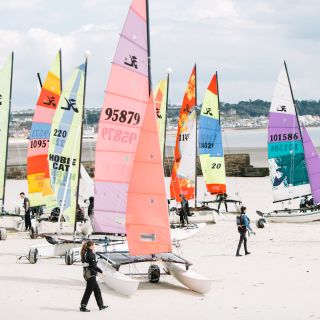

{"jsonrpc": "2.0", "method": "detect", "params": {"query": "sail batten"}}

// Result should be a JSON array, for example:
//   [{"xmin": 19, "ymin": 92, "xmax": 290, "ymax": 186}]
[
  {"xmin": 268, "ymin": 64, "xmax": 310, "ymax": 202},
  {"xmin": 198, "ymin": 73, "xmax": 226, "ymax": 194}
]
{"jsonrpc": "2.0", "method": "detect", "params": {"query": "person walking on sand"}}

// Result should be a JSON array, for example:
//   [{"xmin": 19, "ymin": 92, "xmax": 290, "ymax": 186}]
[
  {"xmin": 80, "ymin": 240, "xmax": 108, "ymax": 312},
  {"xmin": 236, "ymin": 206, "xmax": 255, "ymax": 257},
  {"xmin": 20, "ymin": 192, "xmax": 31, "ymax": 231}
]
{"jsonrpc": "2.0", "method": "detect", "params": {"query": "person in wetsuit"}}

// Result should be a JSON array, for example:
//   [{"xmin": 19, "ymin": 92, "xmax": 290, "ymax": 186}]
[
  {"xmin": 20, "ymin": 192, "xmax": 31, "ymax": 231},
  {"xmin": 80, "ymin": 240, "xmax": 108, "ymax": 312}
]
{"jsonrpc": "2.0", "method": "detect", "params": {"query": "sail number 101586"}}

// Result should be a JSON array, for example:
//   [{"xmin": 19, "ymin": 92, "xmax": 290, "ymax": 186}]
[{"xmin": 270, "ymin": 133, "xmax": 299, "ymax": 142}]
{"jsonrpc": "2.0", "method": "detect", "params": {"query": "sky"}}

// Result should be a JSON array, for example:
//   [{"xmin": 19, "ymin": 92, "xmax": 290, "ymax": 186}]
[{"xmin": 0, "ymin": 0, "xmax": 319, "ymax": 110}]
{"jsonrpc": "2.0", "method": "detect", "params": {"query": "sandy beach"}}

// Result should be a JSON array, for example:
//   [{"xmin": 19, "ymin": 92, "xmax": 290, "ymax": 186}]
[{"xmin": 1, "ymin": 177, "xmax": 319, "ymax": 320}]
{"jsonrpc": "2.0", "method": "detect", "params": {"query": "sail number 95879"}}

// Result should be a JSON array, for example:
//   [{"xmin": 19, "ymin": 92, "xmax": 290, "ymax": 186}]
[
  {"xmin": 105, "ymin": 108, "xmax": 140, "ymax": 125},
  {"xmin": 102, "ymin": 127, "xmax": 137, "ymax": 144}
]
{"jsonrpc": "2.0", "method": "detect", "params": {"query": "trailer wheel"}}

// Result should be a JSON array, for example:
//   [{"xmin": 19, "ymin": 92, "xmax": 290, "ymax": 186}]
[
  {"xmin": 0, "ymin": 228, "xmax": 7, "ymax": 240},
  {"xmin": 256, "ymin": 218, "xmax": 266, "ymax": 229},
  {"xmin": 28, "ymin": 248, "xmax": 38, "ymax": 264},
  {"xmin": 65, "ymin": 248, "xmax": 74, "ymax": 265},
  {"xmin": 148, "ymin": 264, "xmax": 160, "ymax": 283}
]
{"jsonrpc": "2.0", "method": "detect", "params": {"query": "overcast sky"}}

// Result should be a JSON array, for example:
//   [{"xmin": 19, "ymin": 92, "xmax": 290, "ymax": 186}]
[{"xmin": 0, "ymin": 0, "xmax": 319, "ymax": 110}]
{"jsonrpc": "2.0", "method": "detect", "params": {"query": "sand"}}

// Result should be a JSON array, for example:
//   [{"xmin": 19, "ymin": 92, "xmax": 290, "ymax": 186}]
[{"xmin": 1, "ymin": 177, "xmax": 319, "ymax": 320}]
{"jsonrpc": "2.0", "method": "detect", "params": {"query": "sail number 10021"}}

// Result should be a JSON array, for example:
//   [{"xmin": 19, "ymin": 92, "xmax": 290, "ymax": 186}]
[{"xmin": 270, "ymin": 133, "xmax": 299, "ymax": 142}]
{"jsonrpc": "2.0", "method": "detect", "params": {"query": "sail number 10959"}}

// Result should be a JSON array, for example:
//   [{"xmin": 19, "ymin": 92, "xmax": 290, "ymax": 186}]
[{"xmin": 270, "ymin": 133, "xmax": 299, "ymax": 142}]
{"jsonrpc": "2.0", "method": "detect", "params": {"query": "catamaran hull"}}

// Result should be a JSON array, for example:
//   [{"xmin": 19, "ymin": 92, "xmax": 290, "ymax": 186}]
[
  {"xmin": 170, "ymin": 223, "xmax": 205, "ymax": 241},
  {"xmin": 0, "ymin": 227, "xmax": 7, "ymax": 240},
  {"xmin": 0, "ymin": 215, "xmax": 24, "ymax": 231},
  {"xmin": 98, "ymin": 259, "xmax": 139, "ymax": 296},
  {"xmin": 257, "ymin": 209, "xmax": 320, "ymax": 223},
  {"xmin": 164, "ymin": 262, "xmax": 212, "ymax": 294}
]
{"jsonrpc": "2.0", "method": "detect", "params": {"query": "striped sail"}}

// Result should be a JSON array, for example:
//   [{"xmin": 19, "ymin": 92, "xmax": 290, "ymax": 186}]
[
  {"xmin": 0, "ymin": 53, "xmax": 13, "ymax": 205},
  {"xmin": 154, "ymin": 76, "xmax": 168, "ymax": 159},
  {"xmin": 198, "ymin": 73, "xmax": 226, "ymax": 194},
  {"xmin": 268, "ymin": 63, "xmax": 310, "ymax": 202},
  {"xmin": 95, "ymin": 0, "xmax": 151, "ymax": 234},
  {"xmin": 48, "ymin": 63, "xmax": 86, "ymax": 224},
  {"xmin": 126, "ymin": 93, "xmax": 172, "ymax": 255},
  {"xmin": 170, "ymin": 66, "xmax": 197, "ymax": 201},
  {"xmin": 27, "ymin": 51, "xmax": 61, "ymax": 207},
  {"xmin": 301, "ymin": 126, "xmax": 320, "ymax": 204}
]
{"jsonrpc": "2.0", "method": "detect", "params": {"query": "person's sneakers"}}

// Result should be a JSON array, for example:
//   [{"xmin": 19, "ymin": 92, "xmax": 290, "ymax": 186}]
[
  {"xmin": 80, "ymin": 306, "xmax": 90, "ymax": 312},
  {"xmin": 236, "ymin": 253, "xmax": 242, "ymax": 256},
  {"xmin": 99, "ymin": 305, "xmax": 109, "ymax": 310},
  {"xmin": 245, "ymin": 252, "xmax": 251, "ymax": 255}
]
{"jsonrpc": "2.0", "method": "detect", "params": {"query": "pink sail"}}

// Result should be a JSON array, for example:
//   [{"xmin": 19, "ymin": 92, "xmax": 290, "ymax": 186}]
[
  {"xmin": 301, "ymin": 125, "xmax": 320, "ymax": 204},
  {"xmin": 95, "ymin": 0, "xmax": 148, "ymax": 234},
  {"xmin": 126, "ymin": 94, "xmax": 172, "ymax": 255}
]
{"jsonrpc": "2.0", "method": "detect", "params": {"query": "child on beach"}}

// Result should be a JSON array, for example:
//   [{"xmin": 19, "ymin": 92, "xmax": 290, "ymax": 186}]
[{"xmin": 236, "ymin": 206, "xmax": 255, "ymax": 256}]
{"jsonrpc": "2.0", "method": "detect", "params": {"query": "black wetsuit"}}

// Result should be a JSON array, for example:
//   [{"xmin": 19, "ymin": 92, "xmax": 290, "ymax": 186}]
[
  {"xmin": 80, "ymin": 249, "xmax": 104, "ymax": 308},
  {"xmin": 23, "ymin": 197, "xmax": 31, "ymax": 231}
]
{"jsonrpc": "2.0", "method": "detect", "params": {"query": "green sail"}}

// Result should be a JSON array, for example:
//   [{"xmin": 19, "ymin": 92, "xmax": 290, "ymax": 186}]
[
  {"xmin": 0, "ymin": 53, "xmax": 13, "ymax": 205},
  {"xmin": 48, "ymin": 63, "xmax": 86, "ymax": 225}
]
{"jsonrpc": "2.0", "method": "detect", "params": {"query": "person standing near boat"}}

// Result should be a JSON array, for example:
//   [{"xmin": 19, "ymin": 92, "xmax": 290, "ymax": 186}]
[
  {"xmin": 80, "ymin": 240, "xmax": 108, "ymax": 312},
  {"xmin": 87, "ymin": 196, "xmax": 94, "ymax": 228},
  {"xmin": 217, "ymin": 193, "xmax": 228, "ymax": 213},
  {"xmin": 19, "ymin": 192, "xmax": 31, "ymax": 231},
  {"xmin": 236, "ymin": 206, "xmax": 255, "ymax": 256},
  {"xmin": 180, "ymin": 194, "xmax": 190, "ymax": 226}
]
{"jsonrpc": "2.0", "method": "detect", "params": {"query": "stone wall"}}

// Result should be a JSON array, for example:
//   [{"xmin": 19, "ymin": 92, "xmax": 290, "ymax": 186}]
[{"xmin": 6, "ymin": 154, "xmax": 268, "ymax": 179}]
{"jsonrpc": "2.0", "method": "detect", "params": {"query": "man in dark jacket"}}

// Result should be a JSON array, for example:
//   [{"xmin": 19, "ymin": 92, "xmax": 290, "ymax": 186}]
[
  {"xmin": 236, "ymin": 206, "xmax": 255, "ymax": 256},
  {"xmin": 20, "ymin": 192, "xmax": 31, "ymax": 231}
]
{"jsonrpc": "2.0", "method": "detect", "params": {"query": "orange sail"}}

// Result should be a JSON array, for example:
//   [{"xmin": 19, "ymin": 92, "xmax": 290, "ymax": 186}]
[
  {"xmin": 126, "ymin": 94, "xmax": 172, "ymax": 255},
  {"xmin": 170, "ymin": 66, "xmax": 197, "ymax": 201}
]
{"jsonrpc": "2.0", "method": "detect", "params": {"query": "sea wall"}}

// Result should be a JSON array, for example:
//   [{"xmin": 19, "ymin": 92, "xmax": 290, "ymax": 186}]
[{"xmin": 6, "ymin": 154, "xmax": 268, "ymax": 179}]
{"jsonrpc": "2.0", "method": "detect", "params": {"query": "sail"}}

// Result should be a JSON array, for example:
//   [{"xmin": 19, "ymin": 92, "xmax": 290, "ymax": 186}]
[
  {"xmin": 154, "ymin": 76, "xmax": 168, "ymax": 159},
  {"xmin": 198, "ymin": 73, "xmax": 226, "ymax": 194},
  {"xmin": 301, "ymin": 126, "xmax": 320, "ymax": 204},
  {"xmin": 95, "ymin": 0, "xmax": 150, "ymax": 234},
  {"xmin": 0, "ymin": 53, "xmax": 13, "ymax": 204},
  {"xmin": 79, "ymin": 164, "xmax": 94, "ymax": 204},
  {"xmin": 126, "ymin": 94, "xmax": 172, "ymax": 255},
  {"xmin": 268, "ymin": 63, "xmax": 310, "ymax": 202},
  {"xmin": 27, "ymin": 51, "xmax": 61, "ymax": 207},
  {"xmin": 48, "ymin": 63, "xmax": 86, "ymax": 224},
  {"xmin": 170, "ymin": 66, "xmax": 197, "ymax": 201}
]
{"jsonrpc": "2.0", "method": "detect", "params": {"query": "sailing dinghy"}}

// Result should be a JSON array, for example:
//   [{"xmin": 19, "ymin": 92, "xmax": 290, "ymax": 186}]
[
  {"xmin": 256, "ymin": 61, "xmax": 320, "ymax": 226},
  {"xmin": 0, "ymin": 52, "xmax": 19, "ymax": 238},
  {"xmin": 94, "ymin": 0, "xmax": 211, "ymax": 295},
  {"xmin": 27, "ymin": 60, "xmax": 89, "ymax": 263}
]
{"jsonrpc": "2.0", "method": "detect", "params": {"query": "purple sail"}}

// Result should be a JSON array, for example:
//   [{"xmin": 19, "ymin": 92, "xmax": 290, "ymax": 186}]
[{"xmin": 301, "ymin": 125, "xmax": 320, "ymax": 204}]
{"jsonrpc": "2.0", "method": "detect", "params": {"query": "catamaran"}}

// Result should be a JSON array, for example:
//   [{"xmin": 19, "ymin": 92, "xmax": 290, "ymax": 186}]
[
  {"xmin": 94, "ymin": 0, "xmax": 211, "ymax": 295},
  {"xmin": 0, "ymin": 52, "xmax": 18, "ymax": 238},
  {"xmin": 256, "ymin": 61, "xmax": 320, "ymax": 225}
]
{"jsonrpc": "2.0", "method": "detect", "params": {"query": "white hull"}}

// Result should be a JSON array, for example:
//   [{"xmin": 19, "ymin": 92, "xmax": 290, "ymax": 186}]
[
  {"xmin": 33, "ymin": 220, "xmax": 91, "ymax": 236},
  {"xmin": 98, "ymin": 258, "xmax": 139, "ymax": 296},
  {"xmin": 170, "ymin": 223, "xmax": 206, "ymax": 241},
  {"xmin": 0, "ymin": 215, "xmax": 24, "ymax": 231},
  {"xmin": 30, "ymin": 242, "xmax": 81, "ymax": 258},
  {"xmin": 164, "ymin": 262, "xmax": 212, "ymax": 294},
  {"xmin": 260, "ymin": 209, "xmax": 320, "ymax": 223}
]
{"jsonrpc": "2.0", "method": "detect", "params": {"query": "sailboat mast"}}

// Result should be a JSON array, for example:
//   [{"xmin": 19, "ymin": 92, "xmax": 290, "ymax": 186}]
[
  {"xmin": 37, "ymin": 73, "xmax": 42, "ymax": 88},
  {"xmin": 74, "ymin": 58, "xmax": 88, "ymax": 233},
  {"xmin": 146, "ymin": 0, "xmax": 152, "ymax": 95},
  {"xmin": 194, "ymin": 63, "xmax": 198, "ymax": 208},
  {"xmin": 284, "ymin": 61, "xmax": 303, "ymax": 139},
  {"xmin": 216, "ymin": 71, "xmax": 221, "ymax": 125},
  {"xmin": 59, "ymin": 49, "xmax": 62, "ymax": 92},
  {"xmin": 163, "ymin": 72, "xmax": 169, "ymax": 168},
  {"xmin": 2, "ymin": 52, "xmax": 14, "ymax": 210}
]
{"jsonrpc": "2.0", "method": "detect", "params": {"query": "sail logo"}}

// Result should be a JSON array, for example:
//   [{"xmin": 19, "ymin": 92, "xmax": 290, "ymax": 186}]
[
  {"xmin": 49, "ymin": 154, "xmax": 76, "ymax": 172},
  {"xmin": 61, "ymin": 97, "xmax": 79, "ymax": 113},
  {"xmin": 203, "ymin": 107, "xmax": 213, "ymax": 116},
  {"xmin": 124, "ymin": 54, "xmax": 138, "ymax": 69},
  {"xmin": 277, "ymin": 105, "xmax": 287, "ymax": 112},
  {"xmin": 156, "ymin": 107, "xmax": 162, "ymax": 119},
  {"xmin": 43, "ymin": 96, "xmax": 57, "ymax": 107}
]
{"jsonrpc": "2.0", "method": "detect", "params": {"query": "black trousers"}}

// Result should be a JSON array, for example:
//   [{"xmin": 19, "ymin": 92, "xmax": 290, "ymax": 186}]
[
  {"xmin": 25, "ymin": 211, "xmax": 31, "ymax": 230},
  {"xmin": 80, "ymin": 276, "xmax": 103, "ymax": 308},
  {"xmin": 236, "ymin": 230, "xmax": 248, "ymax": 254},
  {"xmin": 218, "ymin": 200, "xmax": 228, "ymax": 212}
]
